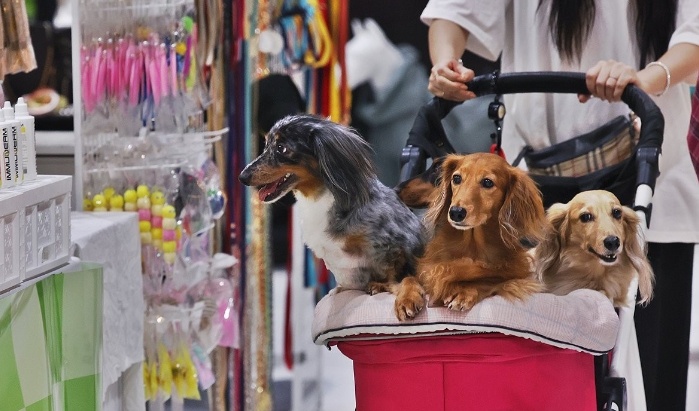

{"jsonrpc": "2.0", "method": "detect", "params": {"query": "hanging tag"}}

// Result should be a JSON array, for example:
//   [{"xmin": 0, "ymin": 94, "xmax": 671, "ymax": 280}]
[{"xmin": 490, "ymin": 143, "xmax": 506, "ymax": 160}]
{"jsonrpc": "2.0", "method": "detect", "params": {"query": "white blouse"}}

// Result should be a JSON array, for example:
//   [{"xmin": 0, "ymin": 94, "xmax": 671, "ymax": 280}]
[{"xmin": 422, "ymin": 0, "xmax": 699, "ymax": 243}]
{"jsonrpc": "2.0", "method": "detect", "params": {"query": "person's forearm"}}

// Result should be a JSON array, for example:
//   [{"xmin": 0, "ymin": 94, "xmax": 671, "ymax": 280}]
[
  {"xmin": 428, "ymin": 19, "xmax": 470, "ymax": 65},
  {"xmin": 637, "ymin": 43, "xmax": 699, "ymax": 95}
]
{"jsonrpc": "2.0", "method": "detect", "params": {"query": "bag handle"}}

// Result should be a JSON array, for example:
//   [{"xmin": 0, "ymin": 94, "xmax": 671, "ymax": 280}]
[{"xmin": 401, "ymin": 71, "xmax": 663, "ymax": 194}]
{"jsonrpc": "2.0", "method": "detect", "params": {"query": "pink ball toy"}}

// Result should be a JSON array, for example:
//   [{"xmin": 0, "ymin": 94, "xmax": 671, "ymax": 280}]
[
  {"xmin": 162, "ymin": 230, "xmax": 176, "ymax": 242},
  {"xmin": 138, "ymin": 209, "xmax": 151, "ymax": 221},
  {"xmin": 151, "ymin": 216, "xmax": 163, "ymax": 228}
]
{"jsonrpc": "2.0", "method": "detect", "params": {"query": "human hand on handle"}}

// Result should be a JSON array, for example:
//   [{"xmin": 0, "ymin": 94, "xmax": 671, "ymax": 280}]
[
  {"xmin": 428, "ymin": 58, "xmax": 477, "ymax": 101},
  {"xmin": 580, "ymin": 59, "xmax": 651, "ymax": 103}
]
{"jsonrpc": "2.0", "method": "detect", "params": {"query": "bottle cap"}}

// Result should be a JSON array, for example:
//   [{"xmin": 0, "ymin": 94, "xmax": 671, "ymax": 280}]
[
  {"xmin": 2, "ymin": 101, "xmax": 15, "ymax": 120},
  {"xmin": 14, "ymin": 97, "xmax": 28, "ymax": 117}
]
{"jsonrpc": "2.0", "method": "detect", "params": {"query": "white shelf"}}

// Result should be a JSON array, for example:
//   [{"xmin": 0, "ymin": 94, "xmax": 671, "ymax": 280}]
[
  {"xmin": 35, "ymin": 131, "xmax": 76, "ymax": 156},
  {"xmin": 0, "ymin": 175, "xmax": 73, "ymax": 293}
]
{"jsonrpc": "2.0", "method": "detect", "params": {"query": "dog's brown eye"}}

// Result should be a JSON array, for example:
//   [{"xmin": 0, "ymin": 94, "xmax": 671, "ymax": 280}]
[
  {"xmin": 452, "ymin": 175, "xmax": 462, "ymax": 185},
  {"xmin": 481, "ymin": 178, "xmax": 494, "ymax": 188},
  {"xmin": 580, "ymin": 212, "xmax": 594, "ymax": 223},
  {"xmin": 276, "ymin": 144, "xmax": 288, "ymax": 154},
  {"xmin": 612, "ymin": 208, "xmax": 622, "ymax": 220}
]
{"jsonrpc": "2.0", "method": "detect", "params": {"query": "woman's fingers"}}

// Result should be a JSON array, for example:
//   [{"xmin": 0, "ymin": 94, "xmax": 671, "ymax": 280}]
[
  {"xmin": 595, "ymin": 61, "xmax": 613, "ymax": 100},
  {"xmin": 585, "ymin": 60, "xmax": 638, "ymax": 102},
  {"xmin": 612, "ymin": 71, "xmax": 634, "ymax": 101},
  {"xmin": 585, "ymin": 61, "xmax": 603, "ymax": 100},
  {"xmin": 429, "ymin": 59, "xmax": 476, "ymax": 101}
]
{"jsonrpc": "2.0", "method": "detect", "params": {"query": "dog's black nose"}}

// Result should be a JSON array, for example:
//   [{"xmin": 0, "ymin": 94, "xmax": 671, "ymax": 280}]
[
  {"xmin": 603, "ymin": 236, "xmax": 620, "ymax": 251},
  {"xmin": 449, "ymin": 206, "xmax": 467, "ymax": 222},
  {"xmin": 239, "ymin": 169, "xmax": 251, "ymax": 186}
]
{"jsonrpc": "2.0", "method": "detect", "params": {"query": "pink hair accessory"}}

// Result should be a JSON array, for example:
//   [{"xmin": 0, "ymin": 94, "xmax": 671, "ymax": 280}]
[
  {"xmin": 106, "ymin": 43, "xmax": 116, "ymax": 102},
  {"xmin": 81, "ymin": 46, "xmax": 94, "ymax": 113},
  {"xmin": 90, "ymin": 40, "xmax": 102, "ymax": 101},
  {"xmin": 95, "ymin": 46, "xmax": 107, "ymax": 109},
  {"xmin": 122, "ymin": 42, "xmax": 135, "ymax": 103},
  {"xmin": 129, "ymin": 44, "xmax": 143, "ymax": 107},
  {"xmin": 158, "ymin": 43, "xmax": 168, "ymax": 101},
  {"xmin": 146, "ymin": 42, "xmax": 161, "ymax": 106}
]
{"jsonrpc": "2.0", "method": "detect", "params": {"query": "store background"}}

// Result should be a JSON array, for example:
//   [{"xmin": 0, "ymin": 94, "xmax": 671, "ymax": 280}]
[{"xmin": 1, "ymin": 0, "xmax": 697, "ymax": 410}]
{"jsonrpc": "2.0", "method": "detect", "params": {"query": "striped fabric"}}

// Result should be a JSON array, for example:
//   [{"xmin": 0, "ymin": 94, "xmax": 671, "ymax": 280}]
[
  {"xmin": 689, "ymin": 85, "xmax": 699, "ymax": 180},
  {"xmin": 528, "ymin": 122, "xmax": 636, "ymax": 178},
  {"xmin": 0, "ymin": 263, "xmax": 103, "ymax": 411}
]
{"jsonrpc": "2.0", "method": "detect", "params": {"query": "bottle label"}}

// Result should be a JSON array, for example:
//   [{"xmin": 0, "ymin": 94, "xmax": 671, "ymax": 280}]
[
  {"xmin": 19, "ymin": 122, "xmax": 27, "ymax": 174},
  {"xmin": 3, "ymin": 128, "xmax": 10, "ymax": 182},
  {"xmin": 12, "ymin": 125, "xmax": 19, "ymax": 181}
]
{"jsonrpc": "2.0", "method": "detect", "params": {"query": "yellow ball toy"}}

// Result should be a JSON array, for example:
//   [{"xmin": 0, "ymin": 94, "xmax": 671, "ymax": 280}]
[
  {"xmin": 162, "ymin": 205, "xmax": 176, "ymax": 219},
  {"xmin": 103, "ymin": 187, "xmax": 115, "ymax": 202},
  {"xmin": 140, "ymin": 232, "xmax": 152, "ymax": 244},
  {"xmin": 110, "ymin": 194, "xmax": 124, "ymax": 211},
  {"xmin": 162, "ymin": 241, "xmax": 177, "ymax": 253},
  {"xmin": 151, "ymin": 191, "xmax": 166, "ymax": 206},
  {"xmin": 137, "ymin": 185, "xmax": 150, "ymax": 198},
  {"xmin": 151, "ymin": 205, "xmax": 163, "ymax": 217},
  {"xmin": 139, "ymin": 221, "xmax": 152, "ymax": 233},
  {"xmin": 83, "ymin": 198, "xmax": 94, "ymax": 212},
  {"xmin": 163, "ymin": 252, "xmax": 177, "ymax": 265},
  {"xmin": 137, "ymin": 197, "xmax": 151, "ymax": 210},
  {"xmin": 93, "ymin": 194, "xmax": 107, "ymax": 212},
  {"xmin": 124, "ymin": 189, "xmax": 137, "ymax": 203}
]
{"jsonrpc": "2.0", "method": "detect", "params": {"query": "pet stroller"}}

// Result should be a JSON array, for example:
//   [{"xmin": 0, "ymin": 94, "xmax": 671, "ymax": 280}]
[{"xmin": 311, "ymin": 72, "xmax": 663, "ymax": 411}]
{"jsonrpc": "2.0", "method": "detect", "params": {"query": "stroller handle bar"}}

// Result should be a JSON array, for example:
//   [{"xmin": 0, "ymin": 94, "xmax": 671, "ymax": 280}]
[{"xmin": 402, "ymin": 71, "xmax": 664, "ymax": 196}]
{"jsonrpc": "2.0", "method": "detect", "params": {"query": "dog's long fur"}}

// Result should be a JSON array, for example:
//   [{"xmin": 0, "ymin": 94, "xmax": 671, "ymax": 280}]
[
  {"xmin": 395, "ymin": 157, "xmax": 445, "ymax": 209},
  {"xmin": 239, "ymin": 114, "xmax": 426, "ymax": 320},
  {"xmin": 417, "ymin": 153, "xmax": 546, "ymax": 310},
  {"xmin": 535, "ymin": 190, "xmax": 654, "ymax": 307}
]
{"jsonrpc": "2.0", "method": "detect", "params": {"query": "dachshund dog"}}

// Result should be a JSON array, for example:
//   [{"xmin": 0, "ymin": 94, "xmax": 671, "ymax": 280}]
[
  {"xmin": 535, "ymin": 190, "xmax": 654, "ymax": 307},
  {"xmin": 418, "ymin": 153, "xmax": 546, "ymax": 310},
  {"xmin": 395, "ymin": 157, "xmax": 445, "ymax": 209},
  {"xmin": 239, "ymin": 114, "xmax": 426, "ymax": 320}
]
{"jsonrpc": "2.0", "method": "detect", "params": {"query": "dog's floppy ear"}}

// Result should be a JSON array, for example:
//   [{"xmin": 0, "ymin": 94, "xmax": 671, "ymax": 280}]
[
  {"xmin": 499, "ymin": 167, "xmax": 547, "ymax": 249},
  {"xmin": 534, "ymin": 203, "xmax": 569, "ymax": 281},
  {"xmin": 424, "ymin": 156, "xmax": 458, "ymax": 231},
  {"xmin": 395, "ymin": 157, "xmax": 444, "ymax": 208},
  {"xmin": 622, "ymin": 206, "xmax": 654, "ymax": 305},
  {"xmin": 313, "ymin": 123, "xmax": 376, "ymax": 210}
]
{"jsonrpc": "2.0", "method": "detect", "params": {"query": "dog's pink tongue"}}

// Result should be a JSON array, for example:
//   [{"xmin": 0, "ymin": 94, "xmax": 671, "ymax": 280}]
[{"xmin": 258, "ymin": 179, "xmax": 282, "ymax": 201}]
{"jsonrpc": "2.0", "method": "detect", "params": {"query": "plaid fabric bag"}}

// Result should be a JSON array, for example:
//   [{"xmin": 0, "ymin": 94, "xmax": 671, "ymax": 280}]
[{"xmin": 517, "ymin": 114, "xmax": 639, "ymax": 207}]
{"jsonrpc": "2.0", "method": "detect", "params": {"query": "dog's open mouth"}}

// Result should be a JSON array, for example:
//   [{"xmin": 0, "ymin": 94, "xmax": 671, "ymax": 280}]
[
  {"xmin": 449, "ymin": 221, "xmax": 472, "ymax": 230},
  {"xmin": 257, "ymin": 173, "xmax": 298, "ymax": 202},
  {"xmin": 587, "ymin": 247, "xmax": 618, "ymax": 264}
]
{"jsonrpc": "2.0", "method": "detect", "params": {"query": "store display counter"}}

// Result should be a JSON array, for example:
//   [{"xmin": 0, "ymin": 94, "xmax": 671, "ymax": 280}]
[{"xmin": 0, "ymin": 211, "xmax": 145, "ymax": 411}]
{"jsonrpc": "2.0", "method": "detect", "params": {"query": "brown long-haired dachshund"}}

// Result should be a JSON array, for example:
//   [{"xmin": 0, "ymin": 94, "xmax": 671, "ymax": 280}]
[{"xmin": 418, "ymin": 153, "xmax": 547, "ymax": 310}]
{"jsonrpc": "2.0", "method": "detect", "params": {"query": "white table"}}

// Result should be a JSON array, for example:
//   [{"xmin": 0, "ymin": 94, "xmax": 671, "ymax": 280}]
[{"xmin": 71, "ymin": 211, "xmax": 145, "ymax": 411}]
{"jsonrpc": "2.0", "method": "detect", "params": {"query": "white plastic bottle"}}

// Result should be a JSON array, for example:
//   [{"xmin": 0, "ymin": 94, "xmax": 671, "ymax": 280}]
[
  {"xmin": 0, "ymin": 108, "xmax": 13, "ymax": 188},
  {"xmin": 14, "ymin": 97, "xmax": 36, "ymax": 181},
  {"xmin": 2, "ymin": 101, "xmax": 23, "ymax": 184}
]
